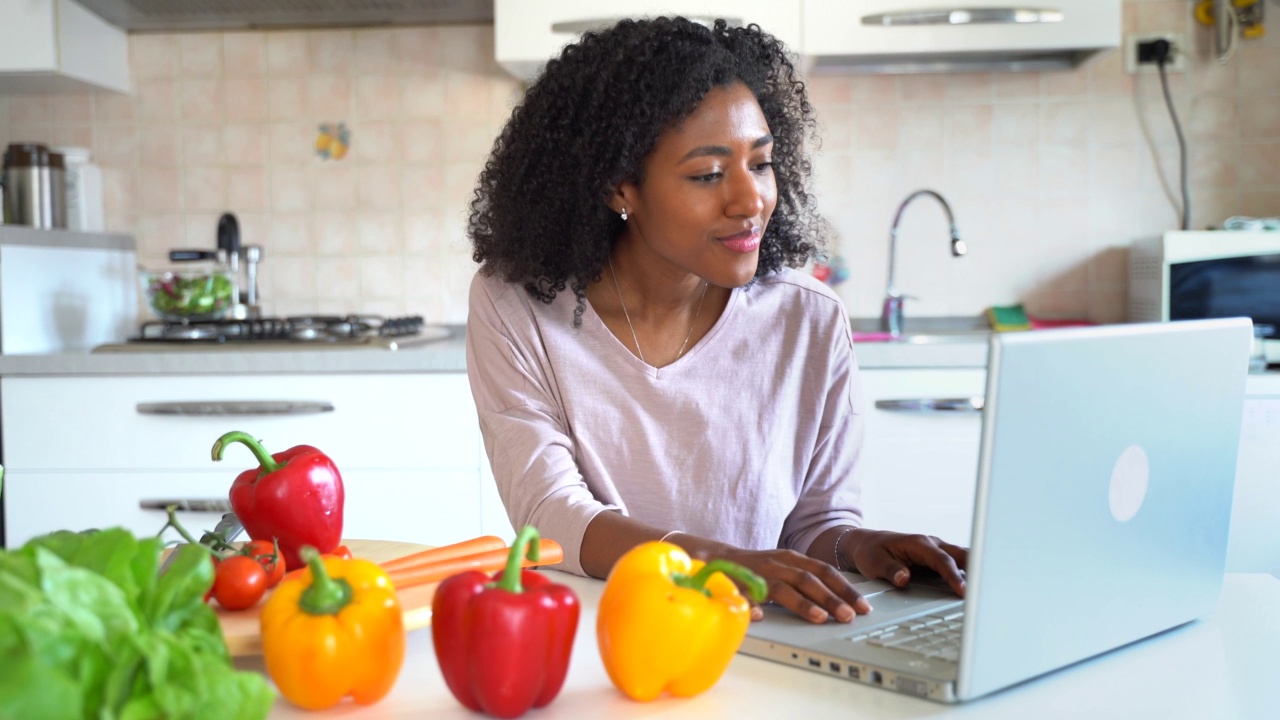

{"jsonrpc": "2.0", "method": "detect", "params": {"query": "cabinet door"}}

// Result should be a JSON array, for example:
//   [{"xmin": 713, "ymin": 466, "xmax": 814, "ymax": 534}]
[
  {"xmin": 855, "ymin": 368, "xmax": 985, "ymax": 545},
  {"xmin": 2, "ymin": 373, "xmax": 479, "ymax": 473},
  {"xmin": 0, "ymin": 0, "xmax": 130, "ymax": 94},
  {"xmin": 3, "ymin": 468, "xmax": 482, "ymax": 549},
  {"xmin": 495, "ymin": 0, "xmax": 801, "ymax": 80},
  {"xmin": 0, "ymin": 0, "xmax": 58, "ymax": 71},
  {"xmin": 1226, "ymin": 396, "xmax": 1280, "ymax": 577},
  {"xmin": 802, "ymin": 0, "xmax": 1119, "ymax": 57}
]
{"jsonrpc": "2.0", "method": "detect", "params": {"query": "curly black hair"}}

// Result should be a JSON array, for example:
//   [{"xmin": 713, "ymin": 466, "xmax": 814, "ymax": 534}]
[{"xmin": 468, "ymin": 16, "xmax": 825, "ymax": 325}]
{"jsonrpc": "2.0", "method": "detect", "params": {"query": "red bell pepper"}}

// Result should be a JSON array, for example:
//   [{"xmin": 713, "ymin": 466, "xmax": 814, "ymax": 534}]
[
  {"xmin": 432, "ymin": 526, "xmax": 579, "ymax": 719},
  {"xmin": 213, "ymin": 430, "xmax": 344, "ymax": 571}
]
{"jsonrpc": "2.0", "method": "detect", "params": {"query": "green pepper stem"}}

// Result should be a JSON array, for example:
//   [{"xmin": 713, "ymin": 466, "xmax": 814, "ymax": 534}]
[
  {"xmin": 675, "ymin": 559, "xmax": 768, "ymax": 603},
  {"xmin": 493, "ymin": 525, "xmax": 541, "ymax": 594},
  {"xmin": 211, "ymin": 431, "xmax": 281, "ymax": 474},
  {"xmin": 298, "ymin": 546, "xmax": 353, "ymax": 616}
]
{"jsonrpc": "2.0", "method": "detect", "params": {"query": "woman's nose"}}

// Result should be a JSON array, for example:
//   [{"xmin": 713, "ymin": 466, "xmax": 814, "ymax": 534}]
[{"xmin": 725, "ymin": 169, "xmax": 766, "ymax": 218}]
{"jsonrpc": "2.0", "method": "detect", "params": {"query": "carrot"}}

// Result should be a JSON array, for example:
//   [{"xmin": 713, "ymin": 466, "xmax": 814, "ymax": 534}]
[
  {"xmin": 386, "ymin": 539, "xmax": 564, "ymax": 590},
  {"xmin": 379, "ymin": 535, "xmax": 508, "ymax": 573}
]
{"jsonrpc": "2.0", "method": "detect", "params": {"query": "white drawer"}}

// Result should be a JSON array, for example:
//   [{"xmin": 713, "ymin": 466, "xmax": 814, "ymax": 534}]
[
  {"xmin": 3, "ymin": 471, "xmax": 231, "ymax": 547},
  {"xmin": 1, "ymin": 373, "xmax": 480, "ymax": 472},
  {"xmin": 3, "ymin": 468, "xmax": 483, "ymax": 549}
]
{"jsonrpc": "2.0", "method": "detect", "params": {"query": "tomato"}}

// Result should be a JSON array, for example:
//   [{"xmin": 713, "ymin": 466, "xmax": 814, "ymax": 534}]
[
  {"xmin": 213, "ymin": 554, "xmax": 269, "ymax": 610},
  {"xmin": 244, "ymin": 539, "xmax": 286, "ymax": 588},
  {"xmin": 331, "ymin": 544, "xmax": 353, "ymax": 560}
]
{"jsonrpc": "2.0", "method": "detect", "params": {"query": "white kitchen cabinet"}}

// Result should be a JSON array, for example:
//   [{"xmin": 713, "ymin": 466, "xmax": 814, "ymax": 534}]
[
  {"xmin": 1227, "ymin": 378, "xmax": 1280, "ymax": 577},
  {"xmin": 1, "ymin": 372, "xmax": 483, "ymax": 548},
  {"xmin": 0, "ymin": 0, "xmax": 130, "ymax": 94},
  {"xmin": 494, "ymin": 0, "xmax": 802, "ymax": 82},
  {"xmin": 855, "ymin": 368, "xmax": 986, "ymax": 545}
]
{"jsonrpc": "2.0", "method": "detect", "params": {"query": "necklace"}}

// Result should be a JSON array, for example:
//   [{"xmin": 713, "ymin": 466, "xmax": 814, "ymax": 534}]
[{"xmin": 608, "ymin": 256, "xmax": 708, "ymax": 365}]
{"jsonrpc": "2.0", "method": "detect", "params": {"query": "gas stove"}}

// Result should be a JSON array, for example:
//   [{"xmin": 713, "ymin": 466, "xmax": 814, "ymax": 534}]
[{"xmin": 94, "ymin": 315, "xmax": 452, "ymax": 353}]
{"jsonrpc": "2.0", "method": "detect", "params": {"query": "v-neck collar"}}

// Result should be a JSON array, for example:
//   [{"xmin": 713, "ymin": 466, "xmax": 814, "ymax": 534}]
[{"xmin": 585, "ymin": 284, "xmax": 741, "ymax": 379}]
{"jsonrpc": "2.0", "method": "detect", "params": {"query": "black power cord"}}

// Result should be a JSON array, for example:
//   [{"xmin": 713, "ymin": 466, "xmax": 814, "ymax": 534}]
[{"xmin": 1141, "ymin": 38, "xmax": 1190, "ymax": 230}]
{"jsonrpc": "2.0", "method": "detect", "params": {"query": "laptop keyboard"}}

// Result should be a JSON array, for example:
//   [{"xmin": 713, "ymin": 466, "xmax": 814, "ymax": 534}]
[{"xmin": 845, "ymin": 609, "xmax": 966, "ymax": 662}]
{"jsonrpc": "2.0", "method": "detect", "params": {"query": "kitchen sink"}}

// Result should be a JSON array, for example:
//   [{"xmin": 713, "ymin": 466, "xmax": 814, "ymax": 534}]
[{"xmin": 849, "ymin": 316, "xmax": 991, "ymax": 344}]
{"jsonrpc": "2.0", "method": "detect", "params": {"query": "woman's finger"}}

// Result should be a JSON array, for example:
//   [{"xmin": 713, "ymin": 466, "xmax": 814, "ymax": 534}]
[
  {"xmin": 764, "ymin": 578, "xmax": 831, "ymax": 624},
  {"xmin": 899, "ymin": 539, "xmax": 966, "ymax": 596}
]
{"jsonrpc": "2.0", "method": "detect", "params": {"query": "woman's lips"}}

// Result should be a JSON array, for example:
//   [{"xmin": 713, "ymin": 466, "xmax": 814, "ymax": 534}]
[{"xmin": 719, "ymin": 228, "xmax": 761, "ymax": 254}]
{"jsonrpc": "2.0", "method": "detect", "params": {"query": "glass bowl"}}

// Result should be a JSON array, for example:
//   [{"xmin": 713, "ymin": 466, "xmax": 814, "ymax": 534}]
[{"xmin": 139, "ymin": 268, "xmax": 236, "ymax": 322}]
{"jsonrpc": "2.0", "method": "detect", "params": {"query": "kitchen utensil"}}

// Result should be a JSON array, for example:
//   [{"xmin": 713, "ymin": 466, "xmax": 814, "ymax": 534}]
[
  {"xmin": 54, "ymin": 146, "xmax": 105, "ymax": 232},
  {"xmin": 168, "ymin": 213, "xmax": 262, "ymax": 320},
  {"xmin": 139, "ymin": 266, "xmax": 237, "ymax": 322},
  {"xmin": 214, "ymin": 539, "xmax": 440, "ymax": 656},
  {"xmin": 1, "ymin": 143, "xmax": 67, "ymax": 228}
]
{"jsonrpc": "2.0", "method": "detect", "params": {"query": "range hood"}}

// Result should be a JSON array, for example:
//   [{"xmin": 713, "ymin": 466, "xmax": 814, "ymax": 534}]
[
  {"xmin": 802, "ymin": 1, "xmax": 1123, "ymax": 75},
  {"xmin": 74, "ymin": 0, "xmax": 493, "ymax": 31}
]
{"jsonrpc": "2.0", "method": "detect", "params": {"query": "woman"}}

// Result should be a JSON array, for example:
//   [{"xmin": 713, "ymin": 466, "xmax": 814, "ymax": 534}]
[{"xmin": 465, "ymin": 17, "xmax": 966, "ymax": 624}]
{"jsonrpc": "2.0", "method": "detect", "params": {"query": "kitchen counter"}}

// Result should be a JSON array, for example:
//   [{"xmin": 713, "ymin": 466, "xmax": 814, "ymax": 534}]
[
  {"xmin": 0, "ymin": 328, "xmax": 470, "ymax": 376},
  {"xmin": 240, "ymin": 572, "xmax": 1280, "ymax": 719},
  {"xmin": 0, "ymin": 325, "xmax": 988, "ymax": 376}
]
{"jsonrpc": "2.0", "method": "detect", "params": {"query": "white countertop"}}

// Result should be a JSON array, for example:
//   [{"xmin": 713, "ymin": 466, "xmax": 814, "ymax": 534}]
[
  {"xmin": 0, "ymin": 332, "xmax": 470, "ymax": 376},
  {"xmin": 241, "ymin": 572, "xmax": 1279, "ymax": 719},
  {"xmin": 2, "ymin": 328, "xmax": 1278, "ymax": 380}
]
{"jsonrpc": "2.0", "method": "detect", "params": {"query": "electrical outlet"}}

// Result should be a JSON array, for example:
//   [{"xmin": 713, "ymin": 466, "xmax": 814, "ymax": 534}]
[{"xmin": 1124, "ymin": 33, "xmax": 1188, "ymax": 74}]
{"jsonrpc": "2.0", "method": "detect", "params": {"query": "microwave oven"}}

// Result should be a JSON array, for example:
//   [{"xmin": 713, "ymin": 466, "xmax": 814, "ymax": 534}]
[{"xmin": 1129, "ymin": 230, "xmax": 1280, "ymax": 363}]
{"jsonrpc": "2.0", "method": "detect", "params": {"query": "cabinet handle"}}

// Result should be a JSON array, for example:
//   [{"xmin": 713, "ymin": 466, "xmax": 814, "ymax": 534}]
[
  {"xmin": 862, "ymin": 8, "xmax": 1064, "ymax": 26},
  {"xmin": 139, "ymin": 498, "xmax": 233, "ymax": 512},
  {"xmin": 136, "ymin": 401, "xmax": 335, "ymax": 416},
  {"xmin": 874, "ymin": 397, "xmax": 984, "ymax": 413},
  {"xmin": 552, "ymin": 15, "xmax": 742, "ymax": 34}
]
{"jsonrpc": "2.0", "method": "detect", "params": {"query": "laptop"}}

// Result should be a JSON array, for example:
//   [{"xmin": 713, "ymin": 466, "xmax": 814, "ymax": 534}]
[{"xmin": 740, "ymin": 318, "xmax": 1254, "ymax": 703}]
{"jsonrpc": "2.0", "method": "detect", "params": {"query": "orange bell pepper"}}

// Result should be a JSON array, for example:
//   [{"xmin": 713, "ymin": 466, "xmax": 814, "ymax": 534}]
[
  {"xmin": 260, "ymin": 546, "xmax": 405, "ymax": 710},
  {"xmin": 596, "ymin": 541, "xmax": 767, "ymax": 701}
]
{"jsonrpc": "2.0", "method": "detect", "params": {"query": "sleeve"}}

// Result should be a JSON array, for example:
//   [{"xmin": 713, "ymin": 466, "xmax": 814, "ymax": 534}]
[
  {"xmin": 465, "ymin": 273, "xmax": 615, "ymax": 576},
  {"xmin": 779, "ymin": 301, "xmax": 865, "ymax": 555}
]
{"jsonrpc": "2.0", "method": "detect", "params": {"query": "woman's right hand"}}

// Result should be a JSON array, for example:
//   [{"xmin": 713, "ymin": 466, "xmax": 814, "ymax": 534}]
[{"xmin": 713, "ymin": 547, "xmax": 869, "ymax": 624}]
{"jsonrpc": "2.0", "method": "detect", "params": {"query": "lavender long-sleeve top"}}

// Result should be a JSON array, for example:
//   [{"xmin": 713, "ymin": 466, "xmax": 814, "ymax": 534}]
[{"xmin": 466, "ymin": 267, "xmax": 865, "ymax": 576}]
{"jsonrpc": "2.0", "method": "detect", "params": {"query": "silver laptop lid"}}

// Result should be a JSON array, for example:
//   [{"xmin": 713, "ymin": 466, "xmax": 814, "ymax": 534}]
[{"xmin": 958, "ymin": 318, "xmax": 1252, "ymax": 700}]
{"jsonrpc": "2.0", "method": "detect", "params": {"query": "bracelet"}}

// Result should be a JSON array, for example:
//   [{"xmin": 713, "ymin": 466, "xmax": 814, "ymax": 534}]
[
  {"xmin": 833, "ymin": 527, "xmax": 856, "ymax": 572},
  {"xmin": 659, "ymin": 530, "xmax": 683, "ymax": 543}
]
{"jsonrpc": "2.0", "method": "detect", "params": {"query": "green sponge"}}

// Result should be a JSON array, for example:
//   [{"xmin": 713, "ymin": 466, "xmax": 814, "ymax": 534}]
[{"xmin": 987, "ymin": 304, "xmax": 1032, "ymax": 332}]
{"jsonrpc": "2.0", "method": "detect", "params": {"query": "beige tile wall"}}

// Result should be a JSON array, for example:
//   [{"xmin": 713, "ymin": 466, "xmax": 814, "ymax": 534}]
[
  {"xmin": 0, "ymin": 2, "xmax": 1277, "ymax": 324},
  {"xmin": 811, "ymin": 1, "xmax": 1279, "ymax": 322}
]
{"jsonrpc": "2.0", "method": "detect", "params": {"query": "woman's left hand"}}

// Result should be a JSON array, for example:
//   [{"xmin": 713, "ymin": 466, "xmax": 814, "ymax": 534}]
[{"xmin": 842, "ymin": 529, "xmax": 968, "ymax": 597}]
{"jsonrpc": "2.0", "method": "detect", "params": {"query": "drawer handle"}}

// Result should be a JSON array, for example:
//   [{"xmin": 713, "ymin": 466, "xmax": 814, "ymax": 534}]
[
  {"xmin": 862, "ymin": 8, "xmax": 1065, "ymax": 26},
  {"xmin": 136, "ymin": 401, "xmax": 335, "ymax": 416},
  {"xmin": 139, "ymin": 498, "xmax": 233, "ymax": 512},
  {"xmin": 552, "ymin": 15, "xmax": 743, "ymax": 34},
  {"xmin": 875, "ymin": 397, "xmax": 984, "ymax": 413}
]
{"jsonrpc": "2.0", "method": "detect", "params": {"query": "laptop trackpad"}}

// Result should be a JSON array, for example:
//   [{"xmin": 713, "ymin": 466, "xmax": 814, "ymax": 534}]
[{"xmin": 747, "ymin": 580, "xmax": 960, "ymax": 646}]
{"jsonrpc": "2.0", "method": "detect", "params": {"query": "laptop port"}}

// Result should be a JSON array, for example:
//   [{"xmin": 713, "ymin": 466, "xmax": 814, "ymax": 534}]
[
  {"xmin": 870, "ymin": 670, "xmax": 883, "ymax": 685},
  {"xmin": 848, "ymin": 666, "xmax": 861, "ymax": 680},
  {"xmin": 828, "ymin": 661, "xmax": 841, "ymax": 673},
  {"xmin": 808, "ymin": 657, "xmax": 821, "ymax": 668},
  {"xmin": 896, "ymin": 677, "xmax": 929, "ymax": 698}
]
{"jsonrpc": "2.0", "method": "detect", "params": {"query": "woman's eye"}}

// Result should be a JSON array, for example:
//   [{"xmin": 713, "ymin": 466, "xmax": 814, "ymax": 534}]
[
  {"xmin": 690, "ymin": 172, "xmax": 722, "ymax": 183},
  {"xmin": 752, "ymin": 161, "xmax": 773, "ymax": 173}
]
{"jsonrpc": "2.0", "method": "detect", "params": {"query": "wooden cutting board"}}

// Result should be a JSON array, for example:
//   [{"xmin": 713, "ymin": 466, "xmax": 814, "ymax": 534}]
[{"xmin": 214, "ymin": 539, "xmax": 439, "ymax": 657}]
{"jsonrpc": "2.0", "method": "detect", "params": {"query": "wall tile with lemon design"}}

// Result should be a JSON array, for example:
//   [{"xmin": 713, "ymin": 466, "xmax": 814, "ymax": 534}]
[{"xmin": 315, "ymin": 122, "xmax": 351, "ymax": 161}]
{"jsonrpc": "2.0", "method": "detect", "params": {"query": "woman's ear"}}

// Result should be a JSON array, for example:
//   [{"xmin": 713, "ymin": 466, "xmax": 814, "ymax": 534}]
[{"xmin": 608, "ymin": 182, "xmax": 637, "ymax": 217}]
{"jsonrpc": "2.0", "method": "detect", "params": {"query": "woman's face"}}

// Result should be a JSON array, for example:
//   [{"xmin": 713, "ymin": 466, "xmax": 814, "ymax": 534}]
[{"xmin": 614, "ymin": 81, "xmax": 777, "ymax": 289}]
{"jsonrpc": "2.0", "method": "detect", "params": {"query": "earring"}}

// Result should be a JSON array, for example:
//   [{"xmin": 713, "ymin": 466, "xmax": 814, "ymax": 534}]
[{"xmin": 620, "ymin": 208, "xmax": 628, "ymax": 221}]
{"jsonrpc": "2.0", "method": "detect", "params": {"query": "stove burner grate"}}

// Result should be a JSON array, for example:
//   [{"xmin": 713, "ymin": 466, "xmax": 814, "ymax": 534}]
[{"xmin": 134, "ymin": 315, "xmax": 425, "ymax": 344}]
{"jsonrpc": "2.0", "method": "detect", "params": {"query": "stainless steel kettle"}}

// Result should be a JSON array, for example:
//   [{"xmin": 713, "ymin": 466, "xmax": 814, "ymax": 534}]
[{"xmin": 1, "ymin": 143, "xmax": 68, "ymax": 229}]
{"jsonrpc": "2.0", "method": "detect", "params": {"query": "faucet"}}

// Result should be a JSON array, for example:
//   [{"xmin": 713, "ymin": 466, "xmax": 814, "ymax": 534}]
[{"xmin": 881, "ymin": 190, "xmax": 967, "ymax": 338}]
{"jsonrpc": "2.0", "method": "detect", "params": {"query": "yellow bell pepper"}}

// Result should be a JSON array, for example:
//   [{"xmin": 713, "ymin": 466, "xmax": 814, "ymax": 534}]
[
  {"xmin": 260, "ymin": 546, "xmax": 405, "ymax": 710},
  {"xmin": 596, "ymin": 541, "xmax": 767, "ymax": 701}
]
